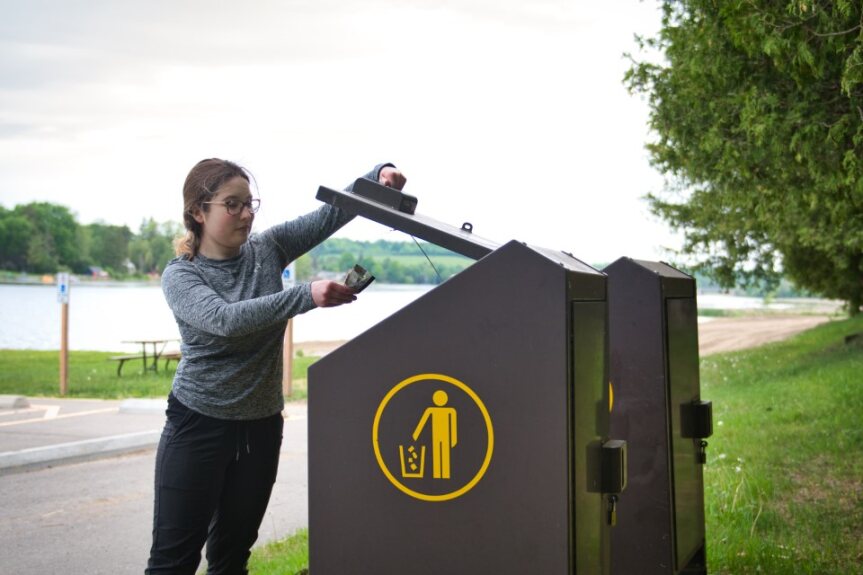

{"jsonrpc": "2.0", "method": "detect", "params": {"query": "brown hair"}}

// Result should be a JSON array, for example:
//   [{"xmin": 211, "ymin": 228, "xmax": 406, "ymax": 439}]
[{"xmin": 174, "ymin": 158, "xmax": 252, "ymax": 260}]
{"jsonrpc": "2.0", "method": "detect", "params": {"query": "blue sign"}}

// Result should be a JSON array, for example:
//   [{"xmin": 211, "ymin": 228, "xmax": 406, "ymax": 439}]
[
  {"xmin": 57, "ymin": 272, "xmax": 70, "ymax": 304},
  {"xmin": 282, "ymin": 262, "xmax": 297, "ymax": 290}
]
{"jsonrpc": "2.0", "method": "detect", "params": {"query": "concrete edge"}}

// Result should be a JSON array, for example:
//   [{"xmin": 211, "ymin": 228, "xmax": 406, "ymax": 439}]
[
  {"xmin": 0, "ymin": 429, "xmax": 161, "ymax": 475},
  {"xmin": 0, "ymin": 395, "xmax": 30, "ymax": 409}
]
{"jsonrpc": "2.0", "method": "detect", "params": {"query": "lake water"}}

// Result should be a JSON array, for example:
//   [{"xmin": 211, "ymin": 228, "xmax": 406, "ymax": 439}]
[
  {"xmin": 0, "ymin": 283, "xmax": 839, "ymax": 352},
  {"xmin": 0, "ymin": 283, "xmax": 432, "ymax": 353}
]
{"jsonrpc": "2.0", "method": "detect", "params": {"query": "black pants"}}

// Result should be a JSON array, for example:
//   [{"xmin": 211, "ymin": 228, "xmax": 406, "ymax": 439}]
[{"xmin": 146, "ymin": 394, "xmax": 284, "ymax": 575}]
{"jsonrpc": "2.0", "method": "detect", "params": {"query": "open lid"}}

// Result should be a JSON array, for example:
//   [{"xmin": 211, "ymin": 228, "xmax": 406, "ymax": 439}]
[{"xmin": 316, "ymin": 178, "xmax": 500, "ymax": 260}]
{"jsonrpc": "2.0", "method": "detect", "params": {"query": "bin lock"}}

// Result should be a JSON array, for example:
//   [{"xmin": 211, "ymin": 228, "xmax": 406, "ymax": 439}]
[
  {"xmin": 681, "ymin": 399, "xmax": 713, "ymax": 464},
  {"xmin": 601, "ymin": 440, "xmax": 627, "ymax": 526}
]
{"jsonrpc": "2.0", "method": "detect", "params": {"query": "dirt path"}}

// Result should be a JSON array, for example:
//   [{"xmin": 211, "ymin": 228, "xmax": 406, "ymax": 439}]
[
  {"xmin": 296, "ymin": 315, "xmax": 835, "ymax": 359},
  {"xmin": 697, "ymin": 315, "xmax": 833, "ymax": 356}
]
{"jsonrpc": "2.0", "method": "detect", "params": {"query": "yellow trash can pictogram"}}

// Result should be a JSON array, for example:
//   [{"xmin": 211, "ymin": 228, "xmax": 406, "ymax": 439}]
[{"xmin": 399, "ymin": 444, "xmax": 426, "ymax": 478}]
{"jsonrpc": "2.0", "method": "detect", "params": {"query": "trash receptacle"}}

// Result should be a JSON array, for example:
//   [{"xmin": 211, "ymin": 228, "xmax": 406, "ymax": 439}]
[
  {"xmin": 308, "ymin": 180, "xmax": 626, "ymax": 574},
  {"xmin": 605, "ymin": 258, "xmax": 712, "ymax": 575}
]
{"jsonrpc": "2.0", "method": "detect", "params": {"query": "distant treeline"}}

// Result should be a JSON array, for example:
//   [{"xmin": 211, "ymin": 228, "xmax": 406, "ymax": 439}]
[
  {"xmin": 0, "ymin": 201, "xmax": 471, "ymax": 283},
  {"xmin": 306, "ymin": 238, "xmax": 472, "ymax": 285},
  {"xmin": 0, "ymin": 201, "xmax": 813, "ymax": 294},
  {"xmin": 593, "ymin": 261, "xmax": 810, "ymax": 299},
  {"xmin": 684, "ymin": 269, "xmax": 813, "ymax": 299},
  {"xmin": 0, "ymin": 202, "xmax": 179, "ymax": 277}
]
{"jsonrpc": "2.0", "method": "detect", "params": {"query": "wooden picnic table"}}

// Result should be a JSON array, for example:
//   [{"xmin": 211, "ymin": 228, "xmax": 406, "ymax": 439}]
[{"xmin": 110, "ymin": 338, "xmax": 180, "ymax": 376}]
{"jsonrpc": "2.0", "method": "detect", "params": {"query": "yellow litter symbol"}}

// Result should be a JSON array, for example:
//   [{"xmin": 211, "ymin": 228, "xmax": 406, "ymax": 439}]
[{"xmin": 373, "ymin": 373, "xmax": 494, "ymax": 502}]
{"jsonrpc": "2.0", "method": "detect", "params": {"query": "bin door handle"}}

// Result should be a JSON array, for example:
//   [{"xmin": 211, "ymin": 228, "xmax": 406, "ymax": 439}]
[
  {"xmin": 680, "ymin": 400, "xmax": 712, "ymax": 464},
  {"xmin": 601, "ymin": 439, "xmax": 627, "ymax": 495},
  {"xmin": 681, "ymin": 399, "xmax": 713, "ymax": 439}
]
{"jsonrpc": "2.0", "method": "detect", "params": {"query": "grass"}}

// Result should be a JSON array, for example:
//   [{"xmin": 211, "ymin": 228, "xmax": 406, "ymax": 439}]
[
  {"xmin": 247, "ymin": 528, "xmax": 309, "ymax": 574},
  {"xmin": 196, "ymin": 529, "xmax": 309, "ymax": 575},
  {"xmin": 700, "ymin": 315, "xmax": 863, "ymax": 573},
  {"xmin": 0, "ymin": 349, "xmax": 318, "ymax": 400},
  {"xmin": 698, "ymin": 308, "xmax": 753, "ymax": 318}
]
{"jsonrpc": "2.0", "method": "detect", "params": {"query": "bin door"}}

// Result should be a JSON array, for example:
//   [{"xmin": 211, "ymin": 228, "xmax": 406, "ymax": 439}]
[
  {"xmin": 572, "ymin": 299, "xmax": 611, "ymax": 575},
  {"xmin": 666, "ymin": 297, "xmax": 706, "ymax": 570}
]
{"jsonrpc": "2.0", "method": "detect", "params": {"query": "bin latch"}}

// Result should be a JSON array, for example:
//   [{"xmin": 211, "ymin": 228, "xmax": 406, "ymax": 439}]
[
  {"xmin": 601, "ymin": 439, "xmax": 627, "ymax": 526},
  {"xmin": 681, "ymin": 399, "xmax": 713, "ymax": 464}
]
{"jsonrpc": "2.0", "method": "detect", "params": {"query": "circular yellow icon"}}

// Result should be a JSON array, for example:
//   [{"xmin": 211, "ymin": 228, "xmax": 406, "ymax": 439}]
[{"xmin": 372, "ymin": 373, "xmax": 494, "ymax": 502}]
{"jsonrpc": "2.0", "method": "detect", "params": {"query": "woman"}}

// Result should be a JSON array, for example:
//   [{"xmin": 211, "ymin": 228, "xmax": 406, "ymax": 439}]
[{"xmin": 147, "ymin": 159, "xmax": 406, "ymax": 574}]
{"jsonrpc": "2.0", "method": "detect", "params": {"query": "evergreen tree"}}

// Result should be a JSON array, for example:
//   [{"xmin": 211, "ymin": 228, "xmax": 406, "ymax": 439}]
[{"xmin": 627, "ymin": 0, "xmax": 863, "ymax": 314}]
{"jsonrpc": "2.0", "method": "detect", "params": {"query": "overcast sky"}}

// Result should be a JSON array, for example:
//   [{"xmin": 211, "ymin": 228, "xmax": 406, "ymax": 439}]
[{"xmin": 0, "ymin": 0, "xmax": 677, "ymax": 265}]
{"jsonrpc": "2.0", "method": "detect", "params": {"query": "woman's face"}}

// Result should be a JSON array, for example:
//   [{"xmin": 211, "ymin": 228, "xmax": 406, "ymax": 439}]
[{"xmin": 194, "ymin": 176, "xmax": 255, "ymax": 259}]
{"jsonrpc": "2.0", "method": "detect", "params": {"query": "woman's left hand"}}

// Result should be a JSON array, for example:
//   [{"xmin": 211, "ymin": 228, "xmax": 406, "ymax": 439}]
[{"xmin": 379, "ymin": 166, "xmax": 407, "ymax": 190}]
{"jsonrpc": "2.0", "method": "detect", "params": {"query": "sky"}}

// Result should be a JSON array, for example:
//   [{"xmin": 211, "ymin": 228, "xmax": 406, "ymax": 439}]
[{"xmin": 0, "ymin": 0, "xmax": 678, "ymax": 265}]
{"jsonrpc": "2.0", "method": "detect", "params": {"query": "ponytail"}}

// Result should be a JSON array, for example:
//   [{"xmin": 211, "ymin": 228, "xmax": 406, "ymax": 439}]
[{"xmin": 174, "ymin": 229, "xmax": 201, "ymax": 260}]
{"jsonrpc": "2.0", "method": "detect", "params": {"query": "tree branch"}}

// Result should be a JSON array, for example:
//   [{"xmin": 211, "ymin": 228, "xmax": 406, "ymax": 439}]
[{"xmin": 812, "ymin": 24, "xmax": 862, "ymax": 38}]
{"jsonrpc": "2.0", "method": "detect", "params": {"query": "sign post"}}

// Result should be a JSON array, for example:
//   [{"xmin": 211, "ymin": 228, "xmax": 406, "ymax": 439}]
[
  {"xmin": 57, "ymin": 272, "xmax": 70, "ymax": 396},
  {"xmin": 281, "ymin": 262, "xmax": 297, "ymax": 399}
]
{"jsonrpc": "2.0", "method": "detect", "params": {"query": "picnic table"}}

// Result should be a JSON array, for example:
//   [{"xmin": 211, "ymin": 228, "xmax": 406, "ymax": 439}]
[{"xmin": 110, "ymin": 338, "xmax": 180, "ymax": 376}]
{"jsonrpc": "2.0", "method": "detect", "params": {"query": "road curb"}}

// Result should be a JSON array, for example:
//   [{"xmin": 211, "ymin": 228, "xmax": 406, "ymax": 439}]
[
  {"xmin": 0, "ymin": 395, "xmax": 29, "ymax": 409},
  {"xmin": 0, "ymin": 429, "xmax": 161, "ymax": 475}
]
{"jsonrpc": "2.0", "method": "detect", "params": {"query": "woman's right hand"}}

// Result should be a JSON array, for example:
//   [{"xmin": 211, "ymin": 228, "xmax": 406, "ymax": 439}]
[{"xmin": 311, "ymin": 280, "xmax": 357, "ymax": 307}]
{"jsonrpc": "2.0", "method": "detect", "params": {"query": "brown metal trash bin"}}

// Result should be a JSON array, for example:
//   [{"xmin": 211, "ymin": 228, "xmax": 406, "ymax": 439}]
[
  {"xmin": 605, "ymin": 258, "xmax": 712, "ymax": 575},
  {"xmin": 308, "ymin": 181, "xmax": 627, "ymax": 574}
]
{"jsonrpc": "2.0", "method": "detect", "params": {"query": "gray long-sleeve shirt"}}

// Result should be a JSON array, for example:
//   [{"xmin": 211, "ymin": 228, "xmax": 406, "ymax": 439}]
[{"xmin": 162, "ymin": 165, "xmax": 389, "ymax": 419}]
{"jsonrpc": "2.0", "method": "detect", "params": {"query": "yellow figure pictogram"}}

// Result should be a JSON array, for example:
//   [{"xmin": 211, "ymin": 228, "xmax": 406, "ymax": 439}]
[
  {"xmin": 373, "ymin": 373, "xmax": 494, "ymax": 502},
  {"xmin": 411, "ymin": 390, "xmax": 458, "ymax": 479}
]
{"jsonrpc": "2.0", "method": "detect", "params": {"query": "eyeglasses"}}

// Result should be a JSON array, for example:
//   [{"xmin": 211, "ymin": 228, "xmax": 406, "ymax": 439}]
[{"xmin": 202, "ymin": 198, "xmax": 261, "ymax": 216}]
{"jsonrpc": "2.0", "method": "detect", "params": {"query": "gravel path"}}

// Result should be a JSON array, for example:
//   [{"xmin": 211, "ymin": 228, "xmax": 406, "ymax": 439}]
[{"xmin": 697, "ymin": 315, "xmax": 833, "ymax": 355}]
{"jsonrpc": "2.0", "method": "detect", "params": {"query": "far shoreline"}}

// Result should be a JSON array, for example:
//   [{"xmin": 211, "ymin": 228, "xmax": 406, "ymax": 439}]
[{"xmin": 0, "ymin": 313, "xmax": 839, "ymax": 358}]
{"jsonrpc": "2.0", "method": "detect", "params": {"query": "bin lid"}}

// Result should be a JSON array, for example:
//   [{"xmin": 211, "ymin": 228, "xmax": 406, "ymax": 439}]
[{"xmin": 316, "ymin": 178, "xmax": 500, "ymax": 260}]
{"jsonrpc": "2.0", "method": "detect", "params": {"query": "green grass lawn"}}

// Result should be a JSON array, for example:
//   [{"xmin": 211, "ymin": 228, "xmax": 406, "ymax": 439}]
[
  {"xmin": 246, "ymin": 529, "xmax": 309, "ymax": 575},
  {"xmin": 0, "ymin": 349, "xmax": 317, "ymax": 400},
  {"xmin": 700, "ymin": 314, "xmax": 863, "ymax": 573}
]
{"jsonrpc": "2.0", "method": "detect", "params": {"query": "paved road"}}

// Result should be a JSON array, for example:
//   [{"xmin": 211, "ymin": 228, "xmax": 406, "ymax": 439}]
[{"xmin": 0, "ymin": 400, "xmax": 309, "ymax": 575}]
